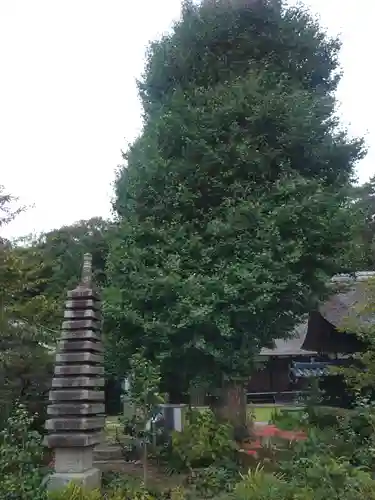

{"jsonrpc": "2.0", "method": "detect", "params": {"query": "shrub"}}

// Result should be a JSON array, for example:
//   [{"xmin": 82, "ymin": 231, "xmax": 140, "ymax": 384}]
[
  {"xmin": 232, "ymin": 467, "xmax": 293, "ymax": 500},
  {"xmin": 270, "ymin": 408, "xmax": 306, "ymax": 431},
  {"xmin": 170, "ymin": 409, "xmax": 237, "ymax": 470},
  {"xmin": 306, "ymin": 405, "xmax": 352, "ymax": 429},
  {"xmin": 187, "ymin": 464, "xmax": 239, "ymax": 498},
  {"xmin": 48, "ymin": 484, "xmax": 102, "ymax": 500},
  {"xmin": 0, "ymin": 402, "xmax": 46, "ymax": 500},
  {"xmin": 48, "ymin": 481, "xmax": 188, "ymax": 500},
  {"xmin": 297, "ymin": 399, "xmax": 375, "ymax": 471},
  {"xmin": 231, "ymin": 457, "xmax": 375, "ymax": 500},
  {"xmin": 48, "ymin": 482, "xmax": 154, "ymax": 500}
]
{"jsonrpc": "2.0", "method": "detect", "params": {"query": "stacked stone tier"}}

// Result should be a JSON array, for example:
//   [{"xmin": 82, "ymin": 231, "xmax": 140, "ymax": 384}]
[{"xmin": 45, "ymin": 288, "xmax": 105, "ymax": 449}]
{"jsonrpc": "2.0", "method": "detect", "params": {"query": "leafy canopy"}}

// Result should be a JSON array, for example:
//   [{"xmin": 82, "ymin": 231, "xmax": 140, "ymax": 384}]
[{"xmin": 105, "ymin": 0, "xmax": 365, "ymax": 391}]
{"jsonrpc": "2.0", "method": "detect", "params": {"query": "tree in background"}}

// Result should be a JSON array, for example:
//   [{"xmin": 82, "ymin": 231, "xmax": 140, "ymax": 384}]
[
  {"xmin": 11, "ymin": 217, "xmax": 114, "ymax": 331},
  {"xmin": 345, "ymin": 176, "xmax": 375, "ymax": 271},
  {"xmin": 0, "ymin": 186, "xmax": 54, "ymax": 429},
  {"xmin": 0, "ymin": 185, "xmax": 24, "ymax": 233},
  {"xmin": 34, "ymin": 217, "xmax": 111, "ymax": 292},
  {"xmin": 336, "ymin": 278, "xmax": 375, "ymax": 396},
  {"xmin": 105, "ymin": 0, "xmax": 365, "ymax": 429}
]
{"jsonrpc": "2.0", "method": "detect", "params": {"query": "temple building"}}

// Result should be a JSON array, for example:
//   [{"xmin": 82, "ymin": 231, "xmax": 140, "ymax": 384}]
[{"xmin": 247, "ymin": 272, "xmax": 375, "ymax": 404}]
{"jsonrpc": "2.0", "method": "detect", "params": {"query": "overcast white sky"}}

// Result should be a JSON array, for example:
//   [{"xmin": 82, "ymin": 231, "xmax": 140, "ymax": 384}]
[{"xmin": 1, "ymin": 0, "xmax": 374, "ymax": 239}]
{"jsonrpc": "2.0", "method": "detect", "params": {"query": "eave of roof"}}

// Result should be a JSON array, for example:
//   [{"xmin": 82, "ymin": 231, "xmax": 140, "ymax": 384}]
[{"xmin": 259, "ymin": 271, "xmax": 375, "ymax": 357}]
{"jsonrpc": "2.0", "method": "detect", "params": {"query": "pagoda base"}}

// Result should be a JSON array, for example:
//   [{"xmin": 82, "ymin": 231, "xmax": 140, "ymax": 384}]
[{"xmin": 47, "ymin": 468, "xmax": 101, "ymax": 492}]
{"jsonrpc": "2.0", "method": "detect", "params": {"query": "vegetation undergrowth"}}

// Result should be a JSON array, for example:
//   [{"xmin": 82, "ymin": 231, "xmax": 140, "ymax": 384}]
[{"xmin": 0, "ymin": 403, "xmax": 46, "ymax": 500}]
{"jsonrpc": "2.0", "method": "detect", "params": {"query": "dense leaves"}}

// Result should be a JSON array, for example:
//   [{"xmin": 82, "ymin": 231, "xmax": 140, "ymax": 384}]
[
  {"xmin": 0, "ymin": 184, "xmax": 24, "ymax": 232},
  {"xmin": 10, "ymin": 217, "xmax": 114, "ymax": 331},
  {"xmin": 346, "ymin": 176, "xmax": 375, "ymax": 270},
  {"xmin": 0, "ymin": 404, "xmax": 46, "ymax": 500},
  {"xmin": 0, "ymin": 189, "xmax": 55, "ymax": 427},
  {"xmin": 106, "ymin": 0, "xmax": 365, "ymax": 412}
]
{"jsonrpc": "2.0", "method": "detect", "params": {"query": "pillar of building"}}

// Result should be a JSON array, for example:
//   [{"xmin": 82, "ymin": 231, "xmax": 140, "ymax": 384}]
[{"xmin": 44, "ymin": 253, "xmax": 105, "ymax": 492}]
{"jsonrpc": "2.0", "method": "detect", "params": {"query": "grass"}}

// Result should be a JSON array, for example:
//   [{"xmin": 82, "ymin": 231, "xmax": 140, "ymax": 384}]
[
  {"xmin": 105, "ymin": 404, "xmax": 293, "ymax": 434},
  {"xmin": 248, "ymin": 405, "xmax": 280, "ymax": 423}
]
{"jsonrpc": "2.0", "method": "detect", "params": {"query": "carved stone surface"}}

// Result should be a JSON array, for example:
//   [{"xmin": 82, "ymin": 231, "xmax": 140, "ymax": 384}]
[
  {"xmin": 45, "ymin": 417, "xmax": 105, "ymax": 431},
  {"xmin": 49, "ymin": 389, "xmax": 105, "ymax": 401},
  {"xmin": 47, "ymin": 403, "xmax": 105, "ymax": 416},
  {"xmin": 45, "ymin": 254, "xmax": 105, "ymax": 492},
  {"xmin": 52, "ymin": 377, "xmax": 105, "ymax": 389},
  {"xmin": 54, "ymin": 365, "xmax": 104, "ymax": 376},
  {"xmin": 60, "ymin": 330, "xmax": 101, "ymax": 342},
  {"xmin": 57, "ymin": 340, "xmax": 103, "ymax": 353},
  {"xmin": 55, "ymin": 352, "xmax": 103, "ymax": 364}
]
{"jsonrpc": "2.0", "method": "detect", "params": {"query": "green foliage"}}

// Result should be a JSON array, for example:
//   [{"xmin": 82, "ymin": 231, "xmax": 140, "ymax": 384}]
[
  {"xmin": 48, "ymin": 480, "xmax": 188, "ymax": 500},
  {"xmin": 102, "ymin": 472, "xmax": 189, "ymax": 500},
  {"xmin": 0, "ymin": 194, "xmax": 55, "ymax": 429},
  {"xmin": 171, "ymin": 409, "xmax": 237, "ymax": 470},
  {"xmin": 306, "ymin": 405, "xmax": 351, "ymax": 429},
  {"xmin": 334, "ymin": 278, "xmax": 375, "ymax": 397},
  {"xmin": 34, "ymin": 217, "xmax": 112, "ymax": 294},
  {"xmin": 119, "ymin": 352, "xmax": 165, "ymax": 484},
  {"xmin": 48, "ymin": 482, "xmax": 156, "ymax": 500},
  {"xmin": 345, "ymin": 175, "xmax": 375, "ymax": 270},
  {"xmin": 106, "ymin": 0, "xmax": 365, "ymax": 408},
  {"xmin": 232, "ymin": 467, "xmax": 293, "ymax": 500},
  {"xmin": 138, "ymin": 0, "xmax": 341, "ymax": 118},
  {"xmin": 0, "ymin": 184, "xmax": 25, "ymax": 230},
  {"xmin": 303, "ymin": 400, "xmax": 375, "ymax": 471},
  {"xmin": 0, "ymin": 403, "xmax": 46, "ymax": 500},
  {"xmin": 188, "ymin": 465, "xmax": 239, "ymax": 498},
  {"xmin": 270, "ymin": 408, "xmax": 305, "ymax": 431},
  {"xmin": 127, "ymin": 351, "xmax": 164, "ymax": 418},
  {"xmin": 232, "ymin": 459, "xmax": 375, "ymax": 500},
  {"xmin": 48, "ymin": 484, "xmax": 102, "ymax": 500},
  {"xmin": 15, "ymin": 217, "xmax": 113, "ymax": 332},
  {"xmin": 0, "ymin": 335, "xmax": 53, "ymax": 430},
  {"xmin": 121, "ymin": 351, "xmax": 164, "ymax": 449},
  {"xmin": 0, "ymin": 216, "xmax": 112, "ymax": 425}
]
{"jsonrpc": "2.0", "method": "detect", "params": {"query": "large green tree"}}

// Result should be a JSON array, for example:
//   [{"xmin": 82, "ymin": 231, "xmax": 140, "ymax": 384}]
[
  {"xmin": 347, "ymin": 176, "xmax": 375, "ymax": 270},
  {"xmin": 0, "ymin": 187, "xmax": 54, "ymax": 429},
  {"xmin": 105, "ymin": 0, "xmax": 365, "ymax": 426},
  {"xmin": 13, "ymin": 217, "xmax": 114, "ymax": 330}
]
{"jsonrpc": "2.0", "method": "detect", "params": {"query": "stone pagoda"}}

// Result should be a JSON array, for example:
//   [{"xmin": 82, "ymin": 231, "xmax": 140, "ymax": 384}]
[{"xmin": 45, "ymin": 253, "xmax": 105, "ymax": 491}]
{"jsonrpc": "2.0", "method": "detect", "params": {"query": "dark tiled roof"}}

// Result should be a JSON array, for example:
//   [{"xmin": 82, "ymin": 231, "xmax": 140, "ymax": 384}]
[
  {"xmin": 259, "ymin": 321, "xmax": 315, "ymax": 356},
  {"xmin": 320, "ymin": 272, "xmax": 375, "ymax": 328},
  {"xmin": 260, "ymin": 272, "xmax": 375, "ymax": 357}
]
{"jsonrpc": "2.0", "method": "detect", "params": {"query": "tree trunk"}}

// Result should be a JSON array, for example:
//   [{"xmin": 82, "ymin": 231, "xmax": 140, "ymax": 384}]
[{"xmin": 212, "ymin": 380, "xmax": 249, "ymax": 440}]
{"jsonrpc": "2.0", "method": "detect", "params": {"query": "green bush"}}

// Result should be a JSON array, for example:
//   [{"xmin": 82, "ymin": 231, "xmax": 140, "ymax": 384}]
[
  {"xmin": 0, "ymin": 331, "xmax": 54, "ymax": 434},
  {"xmin": 230, "ymin": 458, "xmax": 375, "ymax": 500},
  {"xmin": 48, "ymin": 482, "xmax": 189, "ymax": 500},
  {"xmin": 48, "ymin": 482, "xmax": 155, "ymax": 499},
  {"xmin": 297, "ymin": 400, "xmax": 375, "ymax": 471},
  {"xmin": 232, "ymin": 467, "xmax": 293, "ymax": 500},
  {"xmin": 0, "ymin": 403, "xmax": 46, "ymax": 500},
  {"xmin": 170, "ymin": 409, "xmax": 237, "ymax": 470},
  {"xmin": 306, "ymin": 405, "xmax": 352, "ymax": 429},
  {"xmin": 270, "ymin": 408, "xmax": 306, "ymax": 431},
  {"xmin": 48, "ymin": 484, "xmax": 102, "ymax": 500},
  {"xmin": 187, "ymin": 465, "xmax": 239, "ymax": 498}
]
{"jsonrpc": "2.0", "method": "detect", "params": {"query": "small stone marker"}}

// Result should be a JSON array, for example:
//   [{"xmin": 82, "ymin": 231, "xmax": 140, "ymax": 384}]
[{"xmin": 45, "ymin": 253, "xmax": 105, "ymax": 491}]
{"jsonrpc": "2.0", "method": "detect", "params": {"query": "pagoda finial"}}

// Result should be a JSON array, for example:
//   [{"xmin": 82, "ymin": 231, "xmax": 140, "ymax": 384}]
[{"xmin": 81, "ymin": 253, "xmax": 92, "ymax": 287}]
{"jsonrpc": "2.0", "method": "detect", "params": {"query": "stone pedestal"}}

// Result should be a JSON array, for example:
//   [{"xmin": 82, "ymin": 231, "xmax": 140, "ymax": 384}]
[
  {"xmin": 48, "ymin": 466, "xmax": 101, "ymax": 491},
  {"xmin": 45, "ymin": 254, "xmax": 105, "ymax": 492}
]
